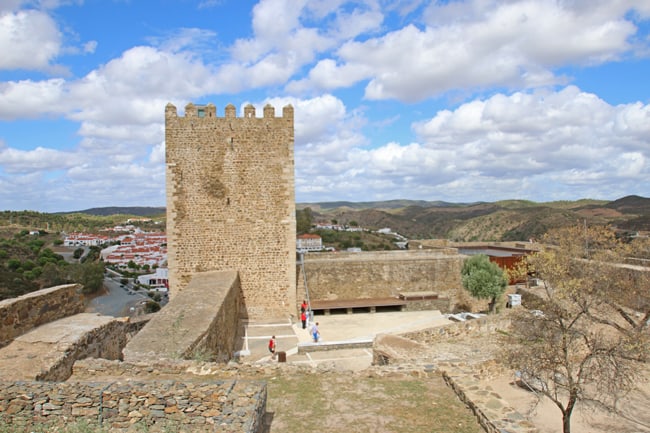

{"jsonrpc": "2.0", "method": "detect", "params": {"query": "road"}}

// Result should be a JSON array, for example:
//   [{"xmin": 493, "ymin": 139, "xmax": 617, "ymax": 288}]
[{"xmin": 86, "ymin": 276, "xmax": 149, "ymax": 317}]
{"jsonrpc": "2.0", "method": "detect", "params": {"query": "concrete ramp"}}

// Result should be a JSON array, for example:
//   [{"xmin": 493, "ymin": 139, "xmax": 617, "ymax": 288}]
[{"xmin": 0, "ymin": 313, "xmax": 130, "ymax": 381}]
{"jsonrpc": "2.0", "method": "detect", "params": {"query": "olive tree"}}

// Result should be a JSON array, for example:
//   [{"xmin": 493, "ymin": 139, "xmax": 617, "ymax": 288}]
[
  {"xmin": 461, "ymin": 254, "xmax": 508, "ymax": 313},
  {"xmin": 501, "ymin": 225, "xmax": 650, "ymax": 433}
]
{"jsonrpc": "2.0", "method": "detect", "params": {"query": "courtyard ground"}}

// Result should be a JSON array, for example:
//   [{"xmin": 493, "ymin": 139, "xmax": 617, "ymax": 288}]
[
  {"xmin": 241, "ymin": 311, "xmax": 650, "ymax": 433},
  {"xmin": 262, "ymin": 370, "xmax": 483, "ymax": 433}
]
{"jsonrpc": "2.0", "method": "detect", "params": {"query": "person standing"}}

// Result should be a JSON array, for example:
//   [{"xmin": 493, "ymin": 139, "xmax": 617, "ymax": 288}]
[
  {"xmin": 300, "ymin": 310, "xmax": 307, "ymax": 329},
  {"xmin": 268, "ymin": 336, "xmax": 276, "ymax": 359},
  {"xmin": 300, "ymin": 299, "xmax": 308, "ymax": 313},
  {"xmin": 311, "ymin": 322, "xmax": 320, "ymax": 343}
]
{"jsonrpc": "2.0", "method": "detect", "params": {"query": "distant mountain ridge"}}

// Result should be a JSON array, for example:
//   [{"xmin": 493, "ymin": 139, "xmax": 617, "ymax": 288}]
[
  {"xmin": 58, "ymin": 206, "xmax": 166, "ymax": 217},
  {"xmin": 63, "ymin": 195, "xmax": 650, "ymax": 241},
  {"xmin": 298, "ymin": 199, "xmax": 472, "ymax": 211}
]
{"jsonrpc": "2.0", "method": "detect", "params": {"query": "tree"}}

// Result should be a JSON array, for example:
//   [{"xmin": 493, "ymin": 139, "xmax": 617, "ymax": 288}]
[
  {"xmin": 66, "ymin": 262, "xmax": 105, "ymax": 294},
  {"xmin": 296, "ymin": 207, "xmax": 314, "ymax": 234},
  {"xmin": 40, "ymin": 262, "xmax": 65, "ymax": 287},
  {"xmin": 461, "ymin": 254, "xmax": 507, "ymax": 313},
  {"xmin": 501, "ymin": 225, "xmax": 650, "ymax": 433}
]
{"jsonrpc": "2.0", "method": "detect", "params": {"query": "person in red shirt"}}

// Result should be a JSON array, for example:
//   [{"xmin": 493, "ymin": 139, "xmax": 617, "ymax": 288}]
[
  {"xmin": 300, "ymin": 310, "xmax": 307, "ymax": 329},
  {"xmin": 268, "ymin": 336, "xmax": 276, "ymax": 359},
  {"xmin": 300, "ymin": 300, "xmax": 308, "ymax": 313}
]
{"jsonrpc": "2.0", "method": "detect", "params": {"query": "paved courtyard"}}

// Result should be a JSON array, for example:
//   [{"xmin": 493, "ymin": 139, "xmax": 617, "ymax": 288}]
[{"xmin": 238, "ymin": 310, "xmax": 452, "ymax": 369}]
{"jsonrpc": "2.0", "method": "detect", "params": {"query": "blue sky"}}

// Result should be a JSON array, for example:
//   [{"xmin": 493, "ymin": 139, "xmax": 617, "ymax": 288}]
[{"xmin": 1, "ymin": 0, "xmax": 649, "ymax": 212}]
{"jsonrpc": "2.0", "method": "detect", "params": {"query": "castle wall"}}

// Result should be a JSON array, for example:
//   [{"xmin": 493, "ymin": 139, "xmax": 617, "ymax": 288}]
[
  {"xmin": 298, "ymin": 250, "xmax": 463, "ymax": 312},
  {"xmin": 0, "ymin": 314, "xmax": 139, "ymax": 382},
  {"xmin": 123, "ymin": 270, "xmax": 241, "ymax": 363},
  {"xmin": 165, "ymin": 103, "xmax": 296, "ymax": 320},
  {"xmin": 0, "ymin": 284, "xmax": 85, "ymax": 348}
]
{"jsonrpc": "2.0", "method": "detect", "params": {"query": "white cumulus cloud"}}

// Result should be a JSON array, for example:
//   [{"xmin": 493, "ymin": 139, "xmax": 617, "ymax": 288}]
[{"xmin": 0, "ymin": 9, "xmax": 61, "ymax": 70}]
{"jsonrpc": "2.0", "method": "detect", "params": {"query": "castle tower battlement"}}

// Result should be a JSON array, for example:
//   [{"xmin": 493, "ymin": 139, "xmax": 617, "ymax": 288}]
[
  {"xmin": 165, "ymin": 102, "xmax": 296, "ymax": 320},
  {"xmin": 165, "ymin": 103, "xmax": 294, "ymax": 119}
]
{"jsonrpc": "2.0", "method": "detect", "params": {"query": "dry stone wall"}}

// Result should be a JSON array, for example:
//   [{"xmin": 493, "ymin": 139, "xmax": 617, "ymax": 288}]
[
  {"xmin": 299, "ymin": 250, "xmax": 463, "ymax": 311},
  {"xmin": 0, "ymin": 379, "xmax": 266, "ymax": 433},
  {"xmin": 165, "ymin": 103, "xmax": 296, "ymax": 320},
  {"xmin": 0, "ymin": 284, "xmax": 85, "ymax": 348}
]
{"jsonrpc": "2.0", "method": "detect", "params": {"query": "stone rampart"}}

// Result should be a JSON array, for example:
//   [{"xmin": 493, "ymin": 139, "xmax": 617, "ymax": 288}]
[
  {"xmin": 0, "ymin": 313, "xmax": 145, "ymax": 382},
  {"xmin": 0, "ymin": 379, "xmax": 266, "ymax": 433},
  {"xmin": 124, "ymin": 270, "xmax": 242, "ymax": 363},
  {"xmin": 0, "ymin": 284, "xmax": 85, "ymax": 348},
  {"xmin": 299, "ymin": 250, "xmax": 463, "ymax": 312}
]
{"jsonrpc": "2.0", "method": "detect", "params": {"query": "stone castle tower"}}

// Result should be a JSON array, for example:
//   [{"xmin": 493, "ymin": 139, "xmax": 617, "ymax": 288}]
[{"xmin": 165, "ymin": 102, "xmax": 296, "ymax": 320}]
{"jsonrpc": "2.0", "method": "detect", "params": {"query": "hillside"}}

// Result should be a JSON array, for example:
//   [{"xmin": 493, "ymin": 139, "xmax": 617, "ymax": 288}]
[
  {"xmin": 301, "ymin": 195, "xmax": 650, "ymax": 241},
  {"xmin": 2, "ymin": 196, "xmax": 648, "ymax": 243}
]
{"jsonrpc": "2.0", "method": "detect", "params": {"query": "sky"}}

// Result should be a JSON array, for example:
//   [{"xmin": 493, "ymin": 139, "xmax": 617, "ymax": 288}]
[{"xmin": 1, "ymin": 0, "xmax": 649, "ymax": 213}]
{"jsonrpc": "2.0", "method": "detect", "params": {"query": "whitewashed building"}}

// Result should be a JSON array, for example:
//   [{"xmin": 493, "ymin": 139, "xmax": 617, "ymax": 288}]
[{"xmin": 296, "ymin": 234, "xmax": 323, "ymax": 252}]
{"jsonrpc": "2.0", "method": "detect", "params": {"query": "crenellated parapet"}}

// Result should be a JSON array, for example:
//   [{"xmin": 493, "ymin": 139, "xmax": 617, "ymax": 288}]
[{"xmin": 165, "ymin": 102, "xmax": 293, "ymax": 120}]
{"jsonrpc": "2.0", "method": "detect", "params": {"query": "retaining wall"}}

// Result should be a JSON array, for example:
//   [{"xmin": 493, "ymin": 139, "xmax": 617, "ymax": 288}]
[
  {"xmin": 0, "ymin": 284, "xmax": 85, "ymax": 348},
  {"xmin": 400, "ymin": 314, "xmax": 512, "ymax": 344}
]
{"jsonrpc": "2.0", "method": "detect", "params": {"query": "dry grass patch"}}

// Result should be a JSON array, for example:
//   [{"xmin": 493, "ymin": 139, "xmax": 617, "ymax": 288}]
[{"xmin": 264, "ymin": 371, "xmax": 482, "ymax": 433}]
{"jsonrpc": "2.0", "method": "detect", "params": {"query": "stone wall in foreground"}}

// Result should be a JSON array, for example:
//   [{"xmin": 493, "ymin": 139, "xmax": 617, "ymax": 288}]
[
  {"xmin": 0, "ymin": 379, "xmax": 266, "ymax": 433},
  {"xmin": 0, "ymin": 284, "xmax": 85, "ymax": 348}
]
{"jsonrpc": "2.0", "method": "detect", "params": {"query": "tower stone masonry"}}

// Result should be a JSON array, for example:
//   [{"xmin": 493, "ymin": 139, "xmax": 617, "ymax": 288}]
[{"xmin": 165, "ymin": 102, "xmax": 296, "ymax": 320}]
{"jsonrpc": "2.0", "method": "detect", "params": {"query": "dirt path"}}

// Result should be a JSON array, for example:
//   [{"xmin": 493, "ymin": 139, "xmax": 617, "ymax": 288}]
[{"xmin": 487, "ymin": 370, "xmax": 650, "ymax": 433}]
